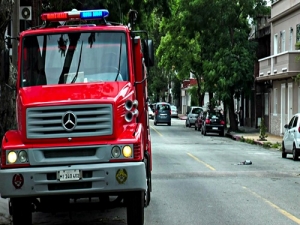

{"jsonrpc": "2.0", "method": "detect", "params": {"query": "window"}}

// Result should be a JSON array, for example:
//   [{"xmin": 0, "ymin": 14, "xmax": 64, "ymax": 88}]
[
  {"xmin": 280, "ymin": 30, "xmax": 285, "ymax": 52},
  {"xmin": 290, "ymin": 28, "xmax": 293, "ymax": 51},
  {"xmin": 288, "ymin": 116, "xmax": 295, "ymax": 128},
  {"xmin": 21, "ymin": 32, "xmax": 129, "ymax": 87},
  {"xmin": 292, "ymin": 116, "xmax": 298, "ymax": 128},
  {"xmin": 264, "ymin": 93, "xmax": 269, "ymax": 115},
  {"xmin": 273, "ymin": 88, "xmax": 277, "ymax": 114},
  {"xmin": 296, "ymin": 24, "xmax": 300, "ymax": 43},
  {"xmin": 274, "ymin": 34, "xmax": 278, "ymax": 55}
]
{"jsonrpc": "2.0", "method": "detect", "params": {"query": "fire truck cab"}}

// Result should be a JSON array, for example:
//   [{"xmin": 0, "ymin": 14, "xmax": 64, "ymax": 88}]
[{"xmin": 0, "ymin": 8, "xmax": 154, "ymax": 225}]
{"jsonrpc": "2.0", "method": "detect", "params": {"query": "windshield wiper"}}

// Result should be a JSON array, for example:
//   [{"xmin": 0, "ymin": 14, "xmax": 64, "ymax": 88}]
[
  {"xmin": 71, "ymin": 41, "xmax": 83, "ymax": 84},
  {"xmin": 114, "ymin": 36, "xmax": 122, "ymax": 81}
]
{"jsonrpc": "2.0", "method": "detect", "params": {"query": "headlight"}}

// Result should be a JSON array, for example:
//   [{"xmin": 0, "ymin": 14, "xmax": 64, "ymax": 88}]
[
  {"xmin": 18, "ymin": 150, "xmax": 28, "ymax": 163},
  {"xmin": 111, "ymin": 146, "xmax": 121, "ymax": 158},
  {"xmin": 7, "ymin": 151, "xmax": 17, "ymax": 164},
  {"xmin": 122, "ymin": 145, "xmax": 132, "ymax": 158}
]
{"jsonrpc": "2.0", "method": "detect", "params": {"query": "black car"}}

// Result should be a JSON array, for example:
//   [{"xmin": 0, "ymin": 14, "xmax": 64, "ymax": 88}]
[
  {"xmin": 201, "ymin": 110, "xmax": 225, "ymax": 136},
  {"xmin": 154, "ymin": 102, "xmax": 171, "ymax": 126}
]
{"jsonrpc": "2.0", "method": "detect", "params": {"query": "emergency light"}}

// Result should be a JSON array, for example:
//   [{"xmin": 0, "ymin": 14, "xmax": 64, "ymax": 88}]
[{"xmin": 41, "ymin": 9, "xmax": 109, "ymax": 22}]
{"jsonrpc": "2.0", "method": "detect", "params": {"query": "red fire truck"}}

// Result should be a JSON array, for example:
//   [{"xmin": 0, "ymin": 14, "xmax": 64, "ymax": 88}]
[{"xmin": 0, "ymin": 8, "xmax": 153, "ymax": 225}]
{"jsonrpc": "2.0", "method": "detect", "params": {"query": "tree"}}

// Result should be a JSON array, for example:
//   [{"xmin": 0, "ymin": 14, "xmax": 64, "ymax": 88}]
[
  {"xmin": 156, "ymin": 0, "xmax": 205, "ymax": 106},
  {"xmin": 157, "ymin": 0, "xmax": 269, "ymax": 131},
  {"xmin": 0, "ymin": 1, "xmax": 15, "ymax": 138}
]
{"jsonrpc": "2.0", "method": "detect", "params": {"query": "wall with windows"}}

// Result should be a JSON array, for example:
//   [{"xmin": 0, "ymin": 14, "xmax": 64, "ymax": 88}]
[
  {"xmin": 271, "ymin": 8, "xmax": 300, "ymax": 55},
  {"xmin": 269, "ymin": 78, "xmax": 300, "ymax": 136}
]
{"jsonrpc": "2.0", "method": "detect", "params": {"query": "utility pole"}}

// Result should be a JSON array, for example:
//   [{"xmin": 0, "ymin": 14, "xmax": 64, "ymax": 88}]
[{"xmin": 12, "ymin": 0, "xmax": 20, "ymax": 67}]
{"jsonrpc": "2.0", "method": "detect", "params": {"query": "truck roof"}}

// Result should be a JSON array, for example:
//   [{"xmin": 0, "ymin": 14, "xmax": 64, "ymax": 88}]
[{"xmin": 20, "ymin": 25, "xmax": 130, "ymax": 36}]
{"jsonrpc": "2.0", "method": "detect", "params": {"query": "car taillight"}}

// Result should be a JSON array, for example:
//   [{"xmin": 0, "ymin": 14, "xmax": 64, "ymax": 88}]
[
  {"xmin": 205, "ymin": 119, "xmax": 210, "ymax": 124},
  {"xmin": 298, "ymin": 127, "xmax": 300, "ymax": 133},
  {"xmin": 155, "ymin": 110, "xmax": 158, "ymax": 115},
  {"xmin": 220, "ymin": 120, "xmax": 225, "ymax": 125}
]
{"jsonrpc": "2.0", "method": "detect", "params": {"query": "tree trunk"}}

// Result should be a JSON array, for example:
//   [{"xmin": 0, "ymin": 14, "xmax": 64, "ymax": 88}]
[
  {"xmin": 228, "ymin": 95, "xmax": 238, "ymax": 131},
  {"xmin": 0, "ymin": 1, "xmax": 16, "ymax": 138}
]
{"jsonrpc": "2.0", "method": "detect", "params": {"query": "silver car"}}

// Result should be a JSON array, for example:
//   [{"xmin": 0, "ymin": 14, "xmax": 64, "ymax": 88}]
[{"xmin": 186, "ymin": 106, "xmax": 203, "ymax": 127}]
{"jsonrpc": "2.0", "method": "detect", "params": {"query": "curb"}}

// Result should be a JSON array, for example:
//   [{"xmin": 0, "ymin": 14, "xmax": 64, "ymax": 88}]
[
  {"xmin": 226, "ymin": 132, "xmax": 282, "ymax": 150},
  {"xmin": 226, "ymin": 132, "xmax": 261, "ymax": 145}
]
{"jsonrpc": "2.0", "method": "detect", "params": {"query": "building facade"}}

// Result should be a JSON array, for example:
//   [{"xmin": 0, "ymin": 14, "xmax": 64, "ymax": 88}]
[{"xmin": 258, "ymin": 0, "xmax": 300, "ymax": 136}]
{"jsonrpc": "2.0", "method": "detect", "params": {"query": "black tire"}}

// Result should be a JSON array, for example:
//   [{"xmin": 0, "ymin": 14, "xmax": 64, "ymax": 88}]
[
  {"xmin": 188, "ymin": 120, "xmax": 191, "ymax": 128},
  {"xmin": 185, "ymin": 120, "xmax": 188, "ymax": 127},
  {"xmin": 203, "ymin": 127, "xmax": 207, "ymax": 136},
  {"xmin": 219, "ymin": 130, "xmax": 225, "ymax": 137},
  {"xmin": 282, "ymin": 142, "xmax": 287, "ymax": 158},
  {"xmin": 194, "ymin": 125, "xmax": 197, "ymax": 130},
  {"xmin": 11, "ymin": 198, "xmax": 32, "ymax": 225},
  {"xmin": 168, "ymin": 122, "xmax": 171, "ymax": 126},
  {"xmin": 144, "ymin": 156, "xmax": 151, "ymax": 206},
  {"xmin": 292, "ymin": 144, "xmax": 298, "ymax": 161},
  {"xmin": 126, "ymin": 191, "xmax": 144, "ymax": 225},
  {"xmin": 154, "ymin": 120, "xmax": 157, "ymax": 126}
]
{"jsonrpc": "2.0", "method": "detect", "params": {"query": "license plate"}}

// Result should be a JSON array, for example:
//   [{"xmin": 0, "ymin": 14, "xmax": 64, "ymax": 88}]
[
  {"xmin": 212, "ymin": 127, "xmax": 218, "ymax": 130},
  {"xmin": 57, "ymin": 169, "xmax": 81, "ymax": 181}
]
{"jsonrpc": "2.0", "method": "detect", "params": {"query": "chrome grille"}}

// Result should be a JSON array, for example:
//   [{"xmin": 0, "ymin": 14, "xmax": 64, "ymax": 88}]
[{"xmin": 27, "ymin": 104, "xmax": 113, "ymax": 139}]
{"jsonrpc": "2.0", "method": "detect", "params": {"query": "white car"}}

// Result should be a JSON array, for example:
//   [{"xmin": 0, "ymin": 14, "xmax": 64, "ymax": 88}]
[
  {"xmin": 282, "ymin": 113, "xmax": 300, "ymax": 160},
  {"xmin": 148, "ymin": 106, "xmax": 154, "ymax": 119}
]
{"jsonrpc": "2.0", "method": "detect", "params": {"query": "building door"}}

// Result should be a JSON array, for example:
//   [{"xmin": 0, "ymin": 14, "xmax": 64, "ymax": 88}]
[
  {"xmin": 280, "ymin": 84, "xmax": 285, "ymax": 135},
  {"xmin": 288, "ymin": 83, "xmax": 293, "ymax": 122}
]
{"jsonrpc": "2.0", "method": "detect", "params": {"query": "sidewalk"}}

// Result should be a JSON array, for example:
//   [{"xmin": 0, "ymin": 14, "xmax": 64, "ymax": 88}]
[{"xmin": 226, "ymin": 126, "xmax": 282, "ymax": 150}]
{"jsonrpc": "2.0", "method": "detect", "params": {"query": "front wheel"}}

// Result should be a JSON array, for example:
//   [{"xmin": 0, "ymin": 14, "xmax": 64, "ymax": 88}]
[
  {"xmin": 126, "ymin": 191, "xmax": 144, "ymax": 225},
  {"xmin": 292, "ymin": 144, "xmax": 298, "ymax": 161},
  {"xmin": 11, "ymin": 198, "xmax": 32, "ymax": 225},
  {"xmin": 282, "ymin": 142, "xmax": 287, "ymax": 158}
]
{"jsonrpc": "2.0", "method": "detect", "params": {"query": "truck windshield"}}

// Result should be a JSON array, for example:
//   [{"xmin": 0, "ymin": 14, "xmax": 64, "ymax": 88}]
[{"xmin": 21, "ymin": 32, "xmax": 128, "ymax": 87}]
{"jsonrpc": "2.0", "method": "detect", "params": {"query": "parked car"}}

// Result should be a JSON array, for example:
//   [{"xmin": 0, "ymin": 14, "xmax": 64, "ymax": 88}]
[
  {"xmin": 171, "ymin": 105, "xmax": 178, "ymax": 118},
  {"xmin": 282, "ymin": 113, "xmax": 300, "ymax": 160},
  {"xmin": 148, "ymin": 106, "xmax": 154, "ymax": 119},
  {"xmin": 194, "ymin": 111, "xmax": 204, "ymax": 131},
  {"xmin": 186, "ymin": 106, "xmax": 203, "ymax": 127},
  {"xmin": 154, "ymin": 102, "xmax": 171, "ymax": 126},
  {"xmin": 201, "ymin": 110, "xmax": 225, "ymax": 136}
]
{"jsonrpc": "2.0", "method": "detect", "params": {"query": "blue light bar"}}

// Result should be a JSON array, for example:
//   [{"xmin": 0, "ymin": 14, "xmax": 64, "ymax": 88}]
[{"xmin": 80, "ymin": 9, "xmax": 109, "ymax": 20}]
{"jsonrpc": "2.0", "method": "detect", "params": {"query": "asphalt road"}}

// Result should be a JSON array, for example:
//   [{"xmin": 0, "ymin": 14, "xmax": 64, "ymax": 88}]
[{"xmin": 1, "ymin": 118, "xmax": 300, "ymax": 224}]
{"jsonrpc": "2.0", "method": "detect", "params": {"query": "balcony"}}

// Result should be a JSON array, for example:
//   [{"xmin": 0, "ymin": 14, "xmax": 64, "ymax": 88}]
[{"xmin": 257, "ymin": 51, "xmax": 300, "ymax": 81}]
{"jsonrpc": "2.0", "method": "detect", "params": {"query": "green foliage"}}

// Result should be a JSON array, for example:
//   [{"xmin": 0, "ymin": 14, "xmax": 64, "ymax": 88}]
[
  {"xmin": 259, "ymin": 117, "xmax": 268, "ymax": 141},
  {"xmin": 239, "ymin": 136, "xmax": 255, "ymax": 144},
  {"xmin": 262, "ymin": 142, "xmax": 272, "ymax": 148},
  {"xmin": 155, "ymin": 0, "xmax": 269, "ymax": 128},
  {"xmin": 245, "ymin": 138, "xmax": 255, "ymax": 144},
  {"xmin": 262, "ymin": 141, "xmax": 281, "ymax": 149}
]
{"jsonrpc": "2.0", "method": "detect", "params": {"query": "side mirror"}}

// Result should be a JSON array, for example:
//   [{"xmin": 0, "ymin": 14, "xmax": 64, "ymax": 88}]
[
  {"xmin": 143, "ymin": 39, "xmax": 154, "ymax": 67},
  {"xmin": 284, "ymin": 124, "xmax": 289, "ymax": 129},
  {"xmin": 1, "ymin": 49, "xmax": 10, "ymax": 83}
]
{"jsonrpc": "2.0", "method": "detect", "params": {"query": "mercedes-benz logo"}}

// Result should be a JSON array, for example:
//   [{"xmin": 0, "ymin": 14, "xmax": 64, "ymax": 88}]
[{"xmin": 62, "ymin": 111, "xmax": 77, "ymax": 131}]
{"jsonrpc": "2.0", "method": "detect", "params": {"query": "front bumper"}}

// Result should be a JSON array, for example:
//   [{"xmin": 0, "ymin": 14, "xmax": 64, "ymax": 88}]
[{"xmin": 0, "ymin": 162, "xmax": 146, "ymax": 198}]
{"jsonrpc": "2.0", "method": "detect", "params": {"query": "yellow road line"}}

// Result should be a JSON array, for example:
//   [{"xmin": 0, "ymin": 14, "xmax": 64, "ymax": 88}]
[
  {"xmin": 187, "ymin": 153, "xmax": 216, "ymax": 171},
  {"xmin": 150, "ymin": 125, "xmax": 163, "ymax": 137},
  {"xmin": 243, "ymin": 186, "xmax": 300, "ymax": 224}
]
